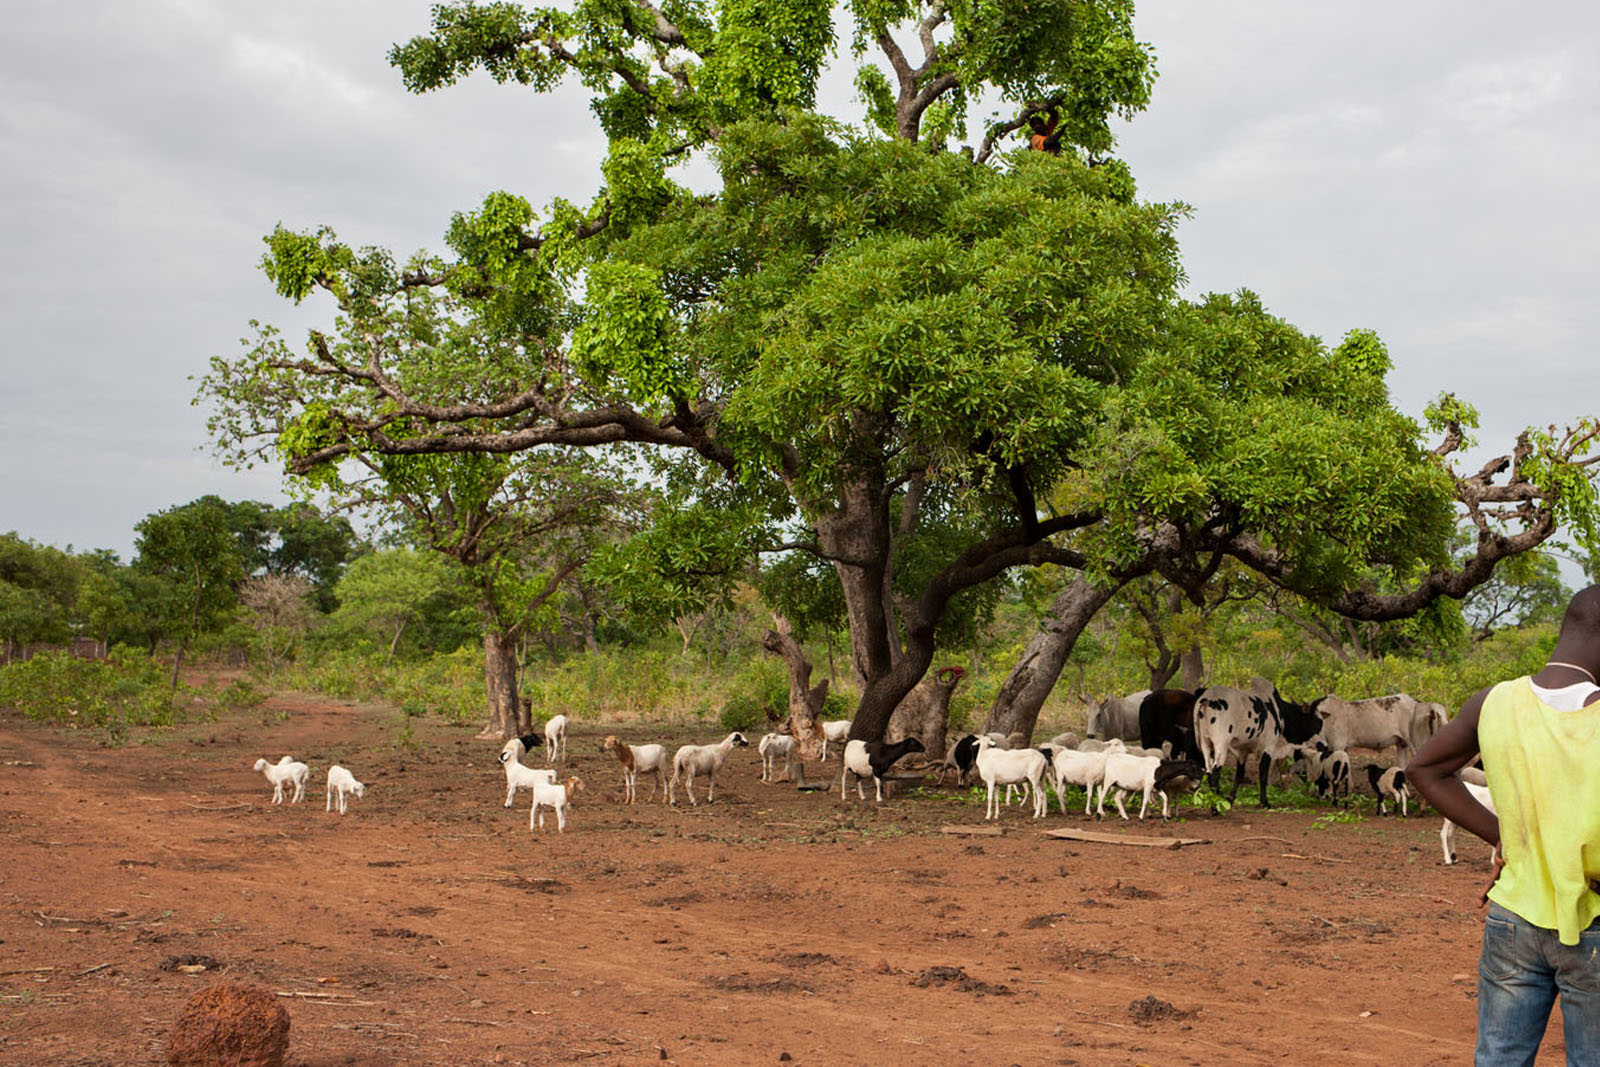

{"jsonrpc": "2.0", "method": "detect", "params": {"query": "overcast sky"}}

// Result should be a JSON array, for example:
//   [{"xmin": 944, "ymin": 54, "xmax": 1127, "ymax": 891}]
[{"xmin": 3, "ymin": 2, "xmax": 1596, "ymax": 563}]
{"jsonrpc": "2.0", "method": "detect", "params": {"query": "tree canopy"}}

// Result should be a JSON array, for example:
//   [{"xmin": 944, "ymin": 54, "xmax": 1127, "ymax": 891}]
[{"xmin": 199, "ymin": 0, "xmax": 1600, "ymax": 742}]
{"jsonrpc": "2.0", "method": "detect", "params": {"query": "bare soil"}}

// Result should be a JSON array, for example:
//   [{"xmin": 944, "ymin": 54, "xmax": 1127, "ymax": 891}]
[{"xmin": 0, "ymin": 691, "xmax": 1568, "ymax": 1065}]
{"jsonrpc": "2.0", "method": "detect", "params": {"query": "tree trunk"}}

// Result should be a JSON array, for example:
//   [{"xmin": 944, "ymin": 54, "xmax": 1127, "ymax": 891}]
[
  {"xmin": 983, "ymin": 576, "xmax": 1124, "ymax": 742},
  {"xmin": 886, "ymin": 669, "xmax": 963, "ymax": 761},
  {"xmin": 1179, "ymin": 641, "xmax": 1204, "ymax": 691},
  {"xmin": 167, "ymin": 644, "xmax": 186, "ymax": 696},
  {"xmin": 481, "ymin": 629, "xmax": 524, "ymax": 740},
  {"xmin": 815, "ymin": 473, "xmax": 932, "ymax": 742},
  {"xmin": 761, "ymin": 627, "xmax": 828, "ymax": 763}
]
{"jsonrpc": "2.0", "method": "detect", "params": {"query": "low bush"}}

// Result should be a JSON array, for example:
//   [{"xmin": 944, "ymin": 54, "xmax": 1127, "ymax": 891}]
[{"xmin": 0, "ymin": 647, "xmax": 185, "ymax": 744}]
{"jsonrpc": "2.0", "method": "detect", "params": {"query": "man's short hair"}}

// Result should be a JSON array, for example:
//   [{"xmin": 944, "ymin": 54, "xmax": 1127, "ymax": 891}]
[{"xmin": 1560, "ymin": 584, "xmax": 1600, "ymax": 636}]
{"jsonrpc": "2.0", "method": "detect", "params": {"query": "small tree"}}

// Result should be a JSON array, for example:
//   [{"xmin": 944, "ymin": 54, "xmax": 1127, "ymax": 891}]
[
  {"xmin": 238, "ymin": 573, "xmax": 316, "ymax": 672},
  {"xmin": 133, "ymin": 499, "xmax": 247, "ymax": 690}
]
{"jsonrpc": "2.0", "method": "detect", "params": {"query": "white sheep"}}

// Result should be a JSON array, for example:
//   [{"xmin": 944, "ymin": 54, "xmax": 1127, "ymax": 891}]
[
  {"xmin": 325, "ymin": 765, "xmax": 366, "ymax": 814},
  {"xmin": 253, "ymin": 756, "xmax": 309, "ymax": 804},
  {"xmin": 1096, "ymin": 755, "xmax": 1202, "ymax": 821},
  {"xmin": 543, "ymin": 715, "xmax": 569, "ymax": 763},
  {"xmin": 669, "ymin": 732, "xmax": 751, "ymax": 806},
  {"xmin": 1441, "ymin": 780, "xmax": 1497, "ymax": 865},
  {"xmin": 529, "ymin": 776, "xmax": 584, "ymax": 832},
  {"xmin": 974, "ymin": 736, "xmax": 1047, "ymax": 820},
  {"xmin": 819, "ymin": 719, "xmax": 852, "ymax": 760},
  {"xmin": 499, "ymin": 738, "xmax": 557, "ymax": 808},
  {"xmin": 758, "ymin": 732, "xmax": 797, "ymax": 783},
  {"xmin": 1052, "ymin": 747, "xmax": 1114, "ymax": 815},
  {"xmin": 602, "ymin": 735, "xmax": 668, "ymax": 803}
]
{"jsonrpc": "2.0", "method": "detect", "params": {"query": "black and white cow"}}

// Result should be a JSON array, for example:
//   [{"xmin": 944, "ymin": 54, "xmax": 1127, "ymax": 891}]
[{"xmin": 1194, "ymin": 678, "xmax": 1322, "ymax": 807}]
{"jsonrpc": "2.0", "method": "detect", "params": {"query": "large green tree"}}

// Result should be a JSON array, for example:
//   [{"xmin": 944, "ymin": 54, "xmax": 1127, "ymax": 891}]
[{"xmin": 201, "ymin": 0, "xmax": 1600, "ymax": 746}]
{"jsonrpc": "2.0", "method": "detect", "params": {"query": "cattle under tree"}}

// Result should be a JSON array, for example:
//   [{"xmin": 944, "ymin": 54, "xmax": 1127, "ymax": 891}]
[{"xmin": 1194, "ymin": 678, "xmax": 1322, "ymax": 807}]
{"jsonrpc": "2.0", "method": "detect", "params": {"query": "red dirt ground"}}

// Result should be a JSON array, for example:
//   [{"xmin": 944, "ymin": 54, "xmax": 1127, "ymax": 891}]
[{"xmin": 0, "ymin": 692, "xmax": 1569, "ymax": 1065}]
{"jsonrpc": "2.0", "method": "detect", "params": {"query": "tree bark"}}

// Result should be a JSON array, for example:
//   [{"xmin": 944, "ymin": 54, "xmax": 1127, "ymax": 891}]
[
  {"xmin": 481, "ymin": 629, "xmax": 524, "ymax": 739},
  {"xmin": 761, "ymin": 627, "xmax": 828, "ymax": 763},
  {"xmin": 983, "ymin": 575, "xmax": 1126, "ymax": 742},
  {"xmin": 1179, "ymin": 642, "xmax": 1204, "ymax": 691},
  {"xmin": 886, "ymin": 668, "xmax": 963, "ymax": 760}
]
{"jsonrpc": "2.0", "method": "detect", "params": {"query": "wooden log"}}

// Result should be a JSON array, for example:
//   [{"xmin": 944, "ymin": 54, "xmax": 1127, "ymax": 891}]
[
  {"xmin": 1040, "ymin": 828, "xmax": 1209, "ymax": 849},
  {"xmin": 940, "ymin": 824, "xmax": 1004, "ymax": 836}
]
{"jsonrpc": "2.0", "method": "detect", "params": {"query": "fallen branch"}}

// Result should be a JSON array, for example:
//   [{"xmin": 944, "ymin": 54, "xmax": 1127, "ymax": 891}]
[
  {"xmin": 0, "ymin": 967, "xmax": 54, "ymax": 976},
  {"xmin": 275, "ymin": 990, "xmax": 358, "ymax": 1000},
  {"xmin": 1042, "ymin": 828, "xmax": 1209, "ymax": 849},
  {"xmin": 941, "ymin": 824, "xmax": 1004, "ymax": 837},
  {"xmin": 184, "ymin": 802, "xmax": 252, "ymax": 812},
  {"xmin": 1240, "ymin": 835, "xmax": 1292, "ymax": 844},
  {"xmin": 75, "ymin": 963, "xmax": 115, "ymax": 977}
]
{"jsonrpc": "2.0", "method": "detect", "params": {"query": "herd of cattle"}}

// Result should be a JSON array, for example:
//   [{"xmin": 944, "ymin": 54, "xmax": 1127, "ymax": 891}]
[{"xmin": 1084, "ymin": 678, "xmax": 1447, "ymax": 809}]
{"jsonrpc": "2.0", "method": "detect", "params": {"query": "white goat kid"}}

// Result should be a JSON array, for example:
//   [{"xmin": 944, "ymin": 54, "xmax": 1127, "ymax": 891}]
[
  {"xmin": 543, "ymin": 715, "xmax": 569, "ymax": 763},
  {"xmin": 975, "ymin": 736, "xmax": 1047, "ymax": 820},
  {"xmin": 529, "ymin": 777, "xmax": 584, "ymax": 832},
  {"xmin": 253, "ymin": 756, "xmax": 309, "ymax": 804},
  {"xmin": 758, "ymin": 732, "xmax": 797, "ymax": 783},
  {"xmin": 669, "ymin": 732, "xmax": 751, "ymax": 806},
  {"xmin": 325, "ymin": 765, "xmax": 366, "ymax": 814},
  {"xmin": 499, "ymin": 738, "xmax": 557, "ymax": 808}
]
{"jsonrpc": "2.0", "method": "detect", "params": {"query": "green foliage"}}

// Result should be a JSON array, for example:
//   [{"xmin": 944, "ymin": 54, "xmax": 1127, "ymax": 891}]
[
  {"xmin": 570, "ymin": 260, "xmax": 684, "ymax": 406},
  {"xmin": 217, "ymin": 677, "xmax": 269, "ymax": 710},
  {"xmin": 1522, "ymin": 418, "xmax": 1600, "ymax": 559},
  {"xmin": 134, "ymin": 497, "xmax": 251, "ymax": 655},
  {"xmin": 718, "ymin": 693, "xmax": 766, "ymax": 732},
  {"xmin": 0, "ymin": 648, "xmax": 184, "ymax": 744},
  {"xmin": 323, "ymin": 549, "xmax": 474, "ymax": 660},
  {"xmin": 0, "ymin": 534, "xmax": 84, "ymax": 652}
]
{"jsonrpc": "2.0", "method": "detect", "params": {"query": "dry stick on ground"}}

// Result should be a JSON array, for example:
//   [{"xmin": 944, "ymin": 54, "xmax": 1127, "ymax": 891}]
[
  {"xmin": 0, "ymin": 967, "xmax": 54, "ymax": 976},
  {"xmin": 1240, "ymin": 835, "xmax": 1293, "ymax": 844}
]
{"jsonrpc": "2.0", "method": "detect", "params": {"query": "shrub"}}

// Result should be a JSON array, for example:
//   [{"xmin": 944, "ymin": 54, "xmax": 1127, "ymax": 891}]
[
  {"xmin": 718, "ymin": 694, "xmax": 766, "ymax": 734},
  {"xmin": 0, "ymin": 647, "xmax": 182, "ymax": 744}
]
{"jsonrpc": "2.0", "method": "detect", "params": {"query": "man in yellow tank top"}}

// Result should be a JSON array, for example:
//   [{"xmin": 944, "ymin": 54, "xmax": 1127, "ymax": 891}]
[{"xmin": 1411, "ymin": 585, "xmax": 1600, "ymax": 1066}]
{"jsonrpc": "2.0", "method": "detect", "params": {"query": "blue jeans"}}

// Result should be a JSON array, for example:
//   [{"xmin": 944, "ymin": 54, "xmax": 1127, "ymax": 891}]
[{"xmin": 1477, "ymin": 902, "xmax": 1600, "ymax": 1065}]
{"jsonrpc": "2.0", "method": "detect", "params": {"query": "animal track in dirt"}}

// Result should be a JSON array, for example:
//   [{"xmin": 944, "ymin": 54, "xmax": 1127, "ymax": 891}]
[
  {"xmin": 766, "ymin": 952, "xmax": 836, "ymax": 968},
  {"xmin": 708, "ymin": 972, "xmax": 809, "ymax": 995},
  {"xmin": 910, "ymin": 966, "xmax": 1012, "ymax": 996}
]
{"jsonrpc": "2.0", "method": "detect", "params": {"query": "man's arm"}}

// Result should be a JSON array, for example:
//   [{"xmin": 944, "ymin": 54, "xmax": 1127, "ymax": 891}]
[{"xmin": 1408, "ymin": 686, "xmax": 1499, "ymax": 848}]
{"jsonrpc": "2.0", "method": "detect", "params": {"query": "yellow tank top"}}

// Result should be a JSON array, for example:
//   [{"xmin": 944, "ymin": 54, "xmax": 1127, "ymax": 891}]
[{"xmin": 1479, "ymin": 676, "xmax": 1600, "ymax": 945}]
